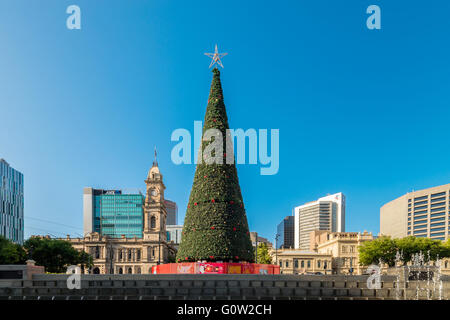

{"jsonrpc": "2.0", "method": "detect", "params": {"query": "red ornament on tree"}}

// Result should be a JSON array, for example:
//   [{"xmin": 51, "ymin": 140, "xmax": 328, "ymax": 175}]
[
  {"xmin": 230, "ymin": 200, "xmax": 234, "ymax": 204},
  {"xmin": 194, "ymin": 202, "xmax": 198, "ymax": 206},
  {"xmin": 233, "ymin": 227, "xmax": 236, "ymax": 231},
  {"xmin": 211, "ymin": 226, "xmax": 215, "ymax": 230},
  {"xmin": 211, "ymin": 199, "xmax": 215, "ymax": 203}
]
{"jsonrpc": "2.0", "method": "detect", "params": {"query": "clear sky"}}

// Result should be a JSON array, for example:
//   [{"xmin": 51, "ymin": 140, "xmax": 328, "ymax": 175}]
[{"xmin": 1, "ymin": 1, "xmax": 450, "ymax": 243}]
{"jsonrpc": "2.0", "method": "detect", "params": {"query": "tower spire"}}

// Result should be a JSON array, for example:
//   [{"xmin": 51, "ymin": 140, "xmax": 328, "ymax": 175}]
[{"xmin": 153, "ymin": 146, "xmax": 158, "ymax": 167}]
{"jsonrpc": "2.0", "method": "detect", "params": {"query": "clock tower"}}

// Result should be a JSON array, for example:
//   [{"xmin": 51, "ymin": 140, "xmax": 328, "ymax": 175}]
[{"xmin": 143, "ymin": 150, "xmax": 167, "ymax": 242}]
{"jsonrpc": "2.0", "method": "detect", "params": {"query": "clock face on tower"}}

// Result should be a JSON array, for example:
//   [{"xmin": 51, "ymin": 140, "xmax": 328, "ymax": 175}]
[{"xmin": 150, "ymin": 189, "xmax": 157, "ymax": 196}]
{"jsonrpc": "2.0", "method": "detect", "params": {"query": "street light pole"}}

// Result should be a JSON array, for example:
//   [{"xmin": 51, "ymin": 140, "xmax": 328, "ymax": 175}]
[
  {"xmin": 158, "ymin": 231, "xmax": 161, "ymax": 265},
  {"xmin": 255, "ymin": 232, "xmax": 258, "ymax": 264},
  {"xmin": 275, "ymin": 233, "xmax": 280, "ymax": 266}
]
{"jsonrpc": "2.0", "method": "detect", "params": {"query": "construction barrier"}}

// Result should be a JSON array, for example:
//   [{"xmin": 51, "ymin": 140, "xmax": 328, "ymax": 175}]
[{"xmin": 151, "ymin": 262, "xmax": 280, "ymax": 275}]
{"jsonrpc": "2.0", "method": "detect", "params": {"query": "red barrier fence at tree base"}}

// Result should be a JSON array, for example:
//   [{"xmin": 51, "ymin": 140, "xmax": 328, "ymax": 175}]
[{"xmin": 151, "ymin": 262, "xmax": 280, "ymax": 275}]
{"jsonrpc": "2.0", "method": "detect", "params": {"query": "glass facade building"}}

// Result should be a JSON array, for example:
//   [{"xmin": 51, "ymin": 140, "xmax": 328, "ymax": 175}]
[
  {"xmin": 164, "ymin": 199, "xmax": 178, "ymax": 225},
  {"xmin": 277, "ymin": 216, "xmax": 294, "ymax": 249},
  {"xmin": 0, "ymin": 159, "xmax": 24, "ymax": 244},
  {"xmin": 84, "ymin": 188, "xmax": 144, "ymax": 238}
]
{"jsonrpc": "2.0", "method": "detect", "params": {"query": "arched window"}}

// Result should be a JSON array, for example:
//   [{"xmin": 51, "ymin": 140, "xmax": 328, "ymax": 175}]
[
  {"xmin": 136, "ymin": 267, "xmax": 141, "ymax": 274},
  {"xmin": 119, "ymin": 268, "xmax": 123, "ymax": 274},
  {"xmin": 93, "ymin": 267, "xmax": 100, "ymax": 274},
  {"xmin": 128, "ymin": 249, "xmax": 132, "ymax": 261},
  {"xmin": 151, "ymin": 216, "xmax": 156, "ymax": 229},
  {"xmin": 128, "ymin": 267, "xmax": 132, "ymax": 274}
]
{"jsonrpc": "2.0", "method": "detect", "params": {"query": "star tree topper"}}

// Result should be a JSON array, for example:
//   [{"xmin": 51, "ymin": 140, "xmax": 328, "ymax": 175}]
[{"xmin": 204, "ymin": 44, "xmax": 228, "ymax": 68}]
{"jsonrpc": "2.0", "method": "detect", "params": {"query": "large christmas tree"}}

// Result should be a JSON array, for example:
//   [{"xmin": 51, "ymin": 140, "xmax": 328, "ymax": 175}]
[{"xmin": 176, "ymin": 68, "xmax": 254, "ymax": 263}]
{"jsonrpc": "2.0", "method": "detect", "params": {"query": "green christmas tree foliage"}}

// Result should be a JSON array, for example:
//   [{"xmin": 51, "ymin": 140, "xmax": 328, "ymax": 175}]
[{"xmin": 176, "ymin": 68, "xmax": 254, "ymax": 263}]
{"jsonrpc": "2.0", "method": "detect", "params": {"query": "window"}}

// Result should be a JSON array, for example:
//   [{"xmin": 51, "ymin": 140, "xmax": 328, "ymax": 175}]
[
  {"xmin": 307, "ymin": 261, "xmax": 311, "ymax": 268},
  {"xmin": 431, "ymin": 202, "xmax": 445, "ymax": 208},
  {"xmin": 151, "ymin": 216, "xmax": 156, "ymax": 229},
  {"xmin": 137, "ymin": 249, "xmax": 141, "ymax": 261},
  {"xmin": 431, "ymin": 192, "xmax": 446, "ymax": 198},
  {"xmin": 301, "ymin": 261, "xmax": 304, "ymax": 268},
  {"xmin": 294, "ymin": 260, "xmax": 298, "ymax": 268},
  {"xmin": 128, "ymin": 249, "xmax": 132, "ymax": 261},
  {"xmin": 317, "ymin": 260, "xmax": 321, "ymax": 268}
]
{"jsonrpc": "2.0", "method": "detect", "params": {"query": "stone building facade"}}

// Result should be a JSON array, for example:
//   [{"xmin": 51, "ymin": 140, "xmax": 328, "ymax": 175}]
[
  {"xmin": 64, "ymin": 160, "xmax": 175, "ymax": 274},
  {"xmin": 273, "ymin": 249, "xmax": 333, "ymax": 275},
  {"xmin": 313, "ymin": 231, "xmax": 374, "ymax": 275}
]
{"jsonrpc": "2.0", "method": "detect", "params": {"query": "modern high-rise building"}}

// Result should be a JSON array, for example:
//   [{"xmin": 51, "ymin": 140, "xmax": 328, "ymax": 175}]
[
  {"xmin": 0, "ymin": 159, "xmax": 24, "ymax": 244},
  {"xmin": 166, "ymin": 224, "xmax": 183, "ymax": 248},
  {"xmin": 380, "ymin": 183, "xmax": 450, "ymax": 241},
  {"xmin": 83, "ymin": 188, "xmax": 145, "ymax": 239},
  {"xmin": 277, "ymin": 216, "xmax": 294, "ymax": 249},
  {"xmin": 294, "ymin": 192, "xmax": 345, "ymax": 250},
  {"xmin": 164, "ymin": 199, "xmax": 178, "ymax": 225}
]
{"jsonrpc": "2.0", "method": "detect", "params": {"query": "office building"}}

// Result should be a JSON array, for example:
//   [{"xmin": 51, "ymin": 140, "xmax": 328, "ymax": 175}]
[
  {"xmin": 0, "ymin": 159, "xmax": 24, "ymax": 244},
  {"xmin": 249, "ymin": 232, "xmax": 272, "ymax": 248},
  {"xmin": 277, "ymin": 216, "xmax": 294, "ymax": 249},
  {"xmin": 167, "ymin": 225, "xmax": 183, "ymax": 250},
  {"xmin": 380, "ymin": 183, "xmax": 450, "ymax": 241},
  {"xmin": 63, "ymin": 159, "xmax": 174, "ymax": 274},
  {"xmin": 294, "ymin": 192, "xmax": 345, "ymax": 250},
  {"xmin": 164, "ymin": 199, "xmax": 178, "ymax": 225},
  {"xmin": 83, "ymin": 188, "xmax": 144, "ymax": 238}
]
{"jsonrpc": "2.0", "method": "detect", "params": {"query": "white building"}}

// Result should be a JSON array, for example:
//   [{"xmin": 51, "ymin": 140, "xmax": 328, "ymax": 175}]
[{"xmin": 294, "ymin": 192, "xmax": 345, "ymax": 250}]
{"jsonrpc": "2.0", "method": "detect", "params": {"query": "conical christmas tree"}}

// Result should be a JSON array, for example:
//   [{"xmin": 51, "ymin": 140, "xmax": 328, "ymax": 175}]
[{"xmin": 176, "ymin": 68, "xmax": 254, "ymax": 263}]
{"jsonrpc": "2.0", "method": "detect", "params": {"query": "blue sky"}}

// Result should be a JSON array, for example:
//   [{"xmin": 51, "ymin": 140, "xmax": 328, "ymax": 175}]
[{"xmin": 1, "ymin": 1, "xmax": 450, "ymax": 242}]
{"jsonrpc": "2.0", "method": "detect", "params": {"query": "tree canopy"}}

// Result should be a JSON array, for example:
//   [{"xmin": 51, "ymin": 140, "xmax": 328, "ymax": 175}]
[
  {"xmin": 256, "ymin": 243, "xmax": 272, "ymax": 264},
  {"xmin": 0, "ymin": 236, "xmax": 26, "ymax": 265},
  {"xmin": 24, "ymin": 237, "xmax": 92, "ymax": 273},
  {"xmin": 359, "ymin": 236, "xmax": 450, "ymax": 267}
]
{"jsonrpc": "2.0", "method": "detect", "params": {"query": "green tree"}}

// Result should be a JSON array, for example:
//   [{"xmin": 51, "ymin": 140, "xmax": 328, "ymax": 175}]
[
  {"xmin": 0, "ymin": 236, "xmax": 26, "ymax": 264},
  {"xmin": 176, "ymin": 68, "xmax": 254, "ymax": 263},
  {"xmin": 359, "ymin": 236, "xmax": 398, "ymax": 267},
  {"xmin": 77, "ymin": 250, "xmax": 93, "ymax": 272},
  {"xmin": 24, "ymin": 237, "xmax": 88, "ymax": 273},
  {"xmin": 359, "ymin": 236, "xmax": 450, "ymax": 267},
  {"xmin": 256, "ymin": 243, "xmax": 272, "ymax": 264}
]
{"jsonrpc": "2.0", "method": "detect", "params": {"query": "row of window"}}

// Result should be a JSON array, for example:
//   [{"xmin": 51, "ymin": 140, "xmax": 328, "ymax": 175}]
[{"xmin": 279, "ymin": 259, "xmax": 329, "ymax": 269}]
